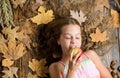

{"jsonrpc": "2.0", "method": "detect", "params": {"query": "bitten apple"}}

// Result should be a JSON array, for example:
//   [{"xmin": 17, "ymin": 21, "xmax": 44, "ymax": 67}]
[{"xmin": 69, "ymin": 48, "xmax": 82, "ymax": 57}]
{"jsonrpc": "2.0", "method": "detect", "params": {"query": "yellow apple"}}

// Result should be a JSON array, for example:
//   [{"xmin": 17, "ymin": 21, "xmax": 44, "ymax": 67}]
[{"xmin": 69, "ymin": 48, "xmax": 82, "ymax": 57}]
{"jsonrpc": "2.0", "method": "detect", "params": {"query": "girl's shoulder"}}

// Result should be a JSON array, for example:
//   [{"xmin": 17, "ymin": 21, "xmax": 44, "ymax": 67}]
[
  {"xmin": 83, "ymin": 50, "xmax": 100, "ymax": 61},
  {"xmin": 49, "ymin": 61, "xmax": 64, "ymax": 72},
  {"xmin": 49, "ymin": 61, "xmax": 65, "ymax": 77},
  {"xmin": 84, "ymin": 50, "xmax": 98, "ymax": 56}
]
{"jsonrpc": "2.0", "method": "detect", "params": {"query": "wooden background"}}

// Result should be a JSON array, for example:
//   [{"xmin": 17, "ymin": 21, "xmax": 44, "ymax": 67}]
[{"xmin": 0, "ymin": 0, "xmax": 120, "ymax": 78}]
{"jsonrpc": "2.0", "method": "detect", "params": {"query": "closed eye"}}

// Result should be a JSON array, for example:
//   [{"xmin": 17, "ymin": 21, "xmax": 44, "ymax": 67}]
[
  {"xmin": 76, "ymin": 37, "xmax": 80, "ymax": 39},
  {"xmin": 65, "ymin": 36, "xmax": 71, "ymax": 39},
  {"xmin": 76, "ymin": 34, "xmax": 81, "ymax": 39}
]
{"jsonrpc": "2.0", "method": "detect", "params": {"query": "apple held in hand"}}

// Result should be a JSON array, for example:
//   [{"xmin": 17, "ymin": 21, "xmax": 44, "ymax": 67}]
[{"xmin": 69, "ymin": 48, "xmax": 82, "ymax": 57}]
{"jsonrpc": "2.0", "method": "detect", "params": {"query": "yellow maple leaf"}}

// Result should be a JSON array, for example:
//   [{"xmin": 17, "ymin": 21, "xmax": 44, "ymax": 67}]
[
  {"xmin": 2, "ymin": 67, "xmax": 18, "ymax": 78},
  {"xmin": 2, "ymin": 26, "xmax": 25, "ymax": 41},
  {"xmin": 0, "ymin": 39, "xmax": 26, "ymax": 60},
  {"xmin": 31, "ymin": 6, "xmax": 54, "ymax": 25},
  {"xmin": 29, "ymin": 59, "xmax": 48, "ymax": 77},
  {"xmin": 90, "ymin": 28, "xmax": 108, "ymax": 42},
  {"xmin": 2, "ymin": 58, "xmax": 14, "ymax": 67},
  {"xmin": 27, "ymin": 72, "xmax": 38, "ymax": 78}
]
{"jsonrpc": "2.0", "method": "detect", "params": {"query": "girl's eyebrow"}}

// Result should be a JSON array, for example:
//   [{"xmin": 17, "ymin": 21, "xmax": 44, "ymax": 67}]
[
  {"xmin": 63, "ymin": 33, "xmax": 71, "ymax": 35},
  {"xmin": 63, "ymin": 33, "xmax": 81, "ymax": 35}
]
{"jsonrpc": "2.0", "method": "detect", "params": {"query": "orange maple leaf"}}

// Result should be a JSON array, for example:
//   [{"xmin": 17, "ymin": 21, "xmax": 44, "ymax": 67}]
[
  {"xmin": 0, "ymin": 33, "xmax": 7, "ymax": 45},
  {"xmin": 111, "ymin": 9, "xmax": 120, "ymax": 28},
  {"xmin": 2, "ymin": 58, "xmax": 14, "ymax": 67},
  {"xmin": 90, "ymin": 28, "xmax": 108, "ymax": 42}
]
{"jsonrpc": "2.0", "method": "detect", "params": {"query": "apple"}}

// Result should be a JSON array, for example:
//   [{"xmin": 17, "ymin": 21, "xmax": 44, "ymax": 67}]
[{"xmin": 69, "ymin": 48, "xmax": 82, "ymax": 57}]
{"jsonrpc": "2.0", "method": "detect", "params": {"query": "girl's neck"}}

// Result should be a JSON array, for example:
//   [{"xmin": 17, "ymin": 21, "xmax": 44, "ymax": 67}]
[{"xmin": 60, "ymin": 56, "xmax": 70, "ymax": 64}]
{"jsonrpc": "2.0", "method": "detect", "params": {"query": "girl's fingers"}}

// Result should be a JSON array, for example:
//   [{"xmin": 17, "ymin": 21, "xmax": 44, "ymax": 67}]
[
  {"xmin": 73, "ymin": 52, "xmax": 81, "ymax": 62},
  {"xmin": 69, "ymin": 52, "xmax": 82, "ymax": 70},
  {"xmin": 70, "ymin": 52, "xmax": 81, "ymax": 64}
]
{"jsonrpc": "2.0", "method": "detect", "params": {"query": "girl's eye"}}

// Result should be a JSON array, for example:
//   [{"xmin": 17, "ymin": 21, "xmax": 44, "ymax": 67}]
[
  {"xmin": 65, "ymin": 36, "xmax": 71, "ymax": 39},
  {"xmin": 64, "ymin": 35, "xmax": 71, "ymax": 39},
  {"xmin": 76, "ymin": 34, "xmax": 81, "ymax": 39},
  {"xmin": 76, "ymin": 37, "xmax": 80, "ymax": 39}
]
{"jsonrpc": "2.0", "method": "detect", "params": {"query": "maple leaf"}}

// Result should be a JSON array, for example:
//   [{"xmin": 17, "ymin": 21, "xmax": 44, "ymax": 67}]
[
  {"xmin": 22, "ymin": 35, "xmax": 32, "ymax": 49},
  {"xmin": 31, "ymin": 6, "xmax": 54, "ymax": 25},
  {"xmin": 21, "ymin": 20, "xmax": 33, "ymax": 35},
  {"xmin": 2, "ymin": 67, "xmax": 18, "ymax": 78},
  {"xmin": 94, "ymin": 0, "xmax": 110, "ymax": 12},
  {"xmin": 2, "ymin": 58, "xmax": 14, "ymax": 67},
  {"xmin": 29, "ymin": 59, "xmax": 48, "ymax": 77},
  {"xmin": 111, "ymin": 9, "xmax": 120, "ymax": 28},
  {"xmin": 0, "ymin": 39, "xmax": 26, "ymax": 60},
  {"xmin": 36, "ymin": 0, "xmax": 44, "ymax": 5},
  {"xmin": 2, "ymin": 26, "xmax": 25, "ymax": 41},
  {"xmin": 27, "ymin": 72, "xmax": 38, "ymax": 78},
  {"xmin": 70, "ymin": 10, "xmax": 86, "ymax": 25},
  {"xmin": 11, "ymin": 0, "xmax": 27, "ymax": 8},
  {"xmin": 90, "ymin": 28, "xmax": 108, "ymax": 42},
  {"xmin": 20, "ymin": 20, "xmax": 33, "ymax": 49},
  {"xmin": 0, "ymin": 33, "xmax": 7, "ymax": 45}
]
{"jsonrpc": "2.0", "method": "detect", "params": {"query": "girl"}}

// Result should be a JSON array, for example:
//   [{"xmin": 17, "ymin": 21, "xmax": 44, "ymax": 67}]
[{"xmin": 41, "ymin": 17, "xmax": 112, "ymax": 78}]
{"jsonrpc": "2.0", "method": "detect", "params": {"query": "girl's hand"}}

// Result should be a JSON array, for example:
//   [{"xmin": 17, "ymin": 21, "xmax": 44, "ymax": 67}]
[
  {"xmin": 69, "ymin": 52, "xmax": 82, "ymax": 71},
  {"xmin": 66, "ymin": 52, "xmax": 82, "ymax": 78}
]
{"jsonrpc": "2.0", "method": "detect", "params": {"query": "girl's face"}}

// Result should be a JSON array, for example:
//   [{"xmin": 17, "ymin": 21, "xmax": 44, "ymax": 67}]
[{"xmin": 57, "ymin": 24, "xmax": 82, "ymax": 55}]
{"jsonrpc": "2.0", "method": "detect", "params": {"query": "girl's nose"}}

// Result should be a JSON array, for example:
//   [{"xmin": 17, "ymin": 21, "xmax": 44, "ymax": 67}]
[
  {"xmin": 70, "ymin": 38, "xmax": 77, "ymax": 48},
  {"xmin": 71, "ymin": 38, "xmax": 76, "ymax": 44}
]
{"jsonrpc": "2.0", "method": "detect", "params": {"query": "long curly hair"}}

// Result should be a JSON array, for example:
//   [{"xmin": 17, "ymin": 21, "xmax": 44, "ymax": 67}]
[{"xmin": 38, "ymin": 17, "xmax": 81, "ymax": 66}]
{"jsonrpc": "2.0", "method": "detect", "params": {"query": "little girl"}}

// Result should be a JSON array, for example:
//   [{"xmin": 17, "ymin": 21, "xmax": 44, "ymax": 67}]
[{"xmin": 43, "ymin": 17, "xmax": 112, "ymax": 78}]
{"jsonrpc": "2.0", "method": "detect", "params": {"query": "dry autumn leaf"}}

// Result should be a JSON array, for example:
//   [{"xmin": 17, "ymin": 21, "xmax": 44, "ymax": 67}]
[
  {"xmin": 0, "ymin": 33, "xmax": 7, "ymax": 45},
  {"xmin": 36, "ymin": 0, "xmax": 44, "ymax": 5},
  {"xmin": 70, "ymin": 10, "xmax": 86, "ymax": 25},
  {"xmin": 2, "ymin": 58, "xmax": 14, "ymax": 67},
  {"xmin": 94, "ymin": 0, "xmax": 110, "ymax": 12},
  {"xmin": 21, "ymin": 20, "xmax": 33, "ymax": 35},
  {"xmin": 27, "ymin": 72, "xmax": 38, "ymax": 78},
  {"xmin": 22, "ymin": 35, "xmax": 32, "ymax": 49},
  {"xmin": 2, "ymin": 26, "xmax": 25, "ymax": 41},
  {"xmin": 20, "ymin": 20, "xmax": 33, "ymax": 49},
  {"xmin": 111, "ymin": 9, "xmax": 120, "ymax": 28},
  {"xmin": 90, "ymin": 28, "xmax": 108, "ymax": 42},
  {"xmin": 0, "ymin": 39, "xmax": 26, "ymax": 60},
  {"xmin": 2, "ymin": 67, "xmax": 18, "ymax": 78},
  {"xmin": 29, "ymin": 59, "xmax": 48, "ymax": 77},
  {"xmin": 11, "ymin": 0, "xmax": 27, "ymax": 8},
  {"xmin": 31, "ymin": 6, "xmax": 54, "ymax": 25}
]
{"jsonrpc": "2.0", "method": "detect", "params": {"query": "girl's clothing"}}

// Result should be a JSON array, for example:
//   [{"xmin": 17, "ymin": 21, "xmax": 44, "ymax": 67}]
[{"xmin": 59, "ymin": 53, "xmax": 100, "ymax": 78}]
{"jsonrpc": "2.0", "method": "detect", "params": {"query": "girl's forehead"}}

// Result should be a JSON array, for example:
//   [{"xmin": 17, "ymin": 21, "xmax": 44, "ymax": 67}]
[{"xmin": 61, "ymin": 24, "xmax": 81, "ymax": 33}]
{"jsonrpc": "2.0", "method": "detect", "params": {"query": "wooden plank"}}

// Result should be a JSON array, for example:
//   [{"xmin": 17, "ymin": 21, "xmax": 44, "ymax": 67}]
[{"xmin": 100, "ymin": 29, "xmax": 120, "ymax": 67}]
